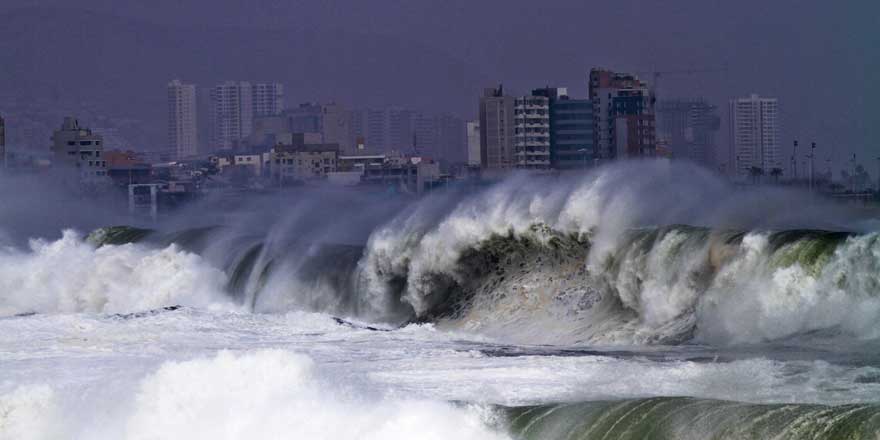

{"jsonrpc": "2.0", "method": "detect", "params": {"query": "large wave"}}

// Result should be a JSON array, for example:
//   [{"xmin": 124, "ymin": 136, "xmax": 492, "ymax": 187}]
[
  {"xmin": 503, "ymin": 397, "xmax": 880, "ymax": 439},
  {"xmin": 7, "ymin": 161, "xmax": 880, "ymax": 346}
]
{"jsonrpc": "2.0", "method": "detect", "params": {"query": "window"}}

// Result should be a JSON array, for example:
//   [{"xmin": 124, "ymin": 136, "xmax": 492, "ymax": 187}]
[
  {"xmin": 80, "ymin": 141, "xmax": 92, "ymax": 146},
  {"xmin": 67, "ymin": 141, "xmax": 76, "ymax": 146}
]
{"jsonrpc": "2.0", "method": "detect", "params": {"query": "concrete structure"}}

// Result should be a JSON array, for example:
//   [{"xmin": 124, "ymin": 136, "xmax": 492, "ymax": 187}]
[
  {"xmin": 479, "ymin": 86, "xmax": 515, "ymax": 169},
  {"xmin": 467, "ymin": 120, "xmax": 481, "ymax": 167},
  {"xmin": 550, "ymin": 95, "xmax": 595, "ymax": 169},
  {"xmin": 286, "ymin": 103, "xmax": 322, "ymax": 134},
  {"xmin": 50, "ymin": 117, "xmax": 108, "ymax": 185},
  {"xmin": 167, "ymin": 79, "xmax": 199, "ymax": 159},
  {"xmin": 320, "ymin": 103, "xmax": 352, "ymax": 155},
  {"xmin": 729, "ymin": 94, "xmax": 780, "ymax": 179},
  {"xmin": 514, "ymin": 94, "xmax": 551, "ymax": 169},
  {"xmin": 129, "ymin": 184, "xmax": 159, "ymax": 220},
  {"xmin": 252, "ymin": 82, "xmax": 284, "ymax": 117},
  {"xmin": 589, "ymin": 69, "xmax": 656, "ymax": 159},
  {"xmin": 657, "ymin": 99, "xmax": 721, "ymax": 166},
  {"xmin": 211, "ymin": 81, "xmax": 254, "ymax": 151},
  {"xmin": 270, "ymin": 144, "xmax": 338, "ymax": 183}
]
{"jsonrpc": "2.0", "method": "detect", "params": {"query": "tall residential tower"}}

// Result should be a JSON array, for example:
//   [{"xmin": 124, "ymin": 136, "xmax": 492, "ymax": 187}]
[
  {"xmin": 729, "ymin": 94, "xmax": 780, "ymax": 179},
  {"xmin": 589, "ymin": 69, "xmax": 656, "ymax": 160},
  {"xmin": 479, "ymin": 86, "xmax": 515, "ymax": 169},
  {"xmin": 167, "ymin": 79, "xmax": 199, "ymax": 159}
]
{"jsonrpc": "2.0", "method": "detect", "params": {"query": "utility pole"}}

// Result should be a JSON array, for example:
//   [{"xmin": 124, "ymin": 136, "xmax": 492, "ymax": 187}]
[
  {"xmin": 792, "ymin": 140, "xmax": 798, "ymax": 180},
  {"xmin": 851, "ymin": 153, "xmax": 857, "ymax": 193},
  {"xmin": 876, "ymin": 156, "xmax": 880, "ymax": 194},
  {"xmin": 808, "ymin": 142, "xmax": 816, "ymax": 193}
]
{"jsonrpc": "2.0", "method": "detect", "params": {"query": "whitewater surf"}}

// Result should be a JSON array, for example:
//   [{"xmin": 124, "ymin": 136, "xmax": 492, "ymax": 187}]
[{"xmin": 2, "ymin": 161, "xmax": 879, "ymax": 439}]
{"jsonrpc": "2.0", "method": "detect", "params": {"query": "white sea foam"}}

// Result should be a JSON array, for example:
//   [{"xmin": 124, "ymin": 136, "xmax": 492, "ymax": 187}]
[
  {"xmin": 0, "ymin": 230, "xmax": 234, "ymax": 316},
  {"xmin": 0, "ymin": 349, "xmax": 509, "ymax": 440}
]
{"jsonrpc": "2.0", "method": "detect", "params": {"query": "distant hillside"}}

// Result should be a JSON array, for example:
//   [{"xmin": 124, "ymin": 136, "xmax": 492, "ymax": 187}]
[{"xmin": 0, "ymin": 7, "xmax": 485, "ymax": 147}]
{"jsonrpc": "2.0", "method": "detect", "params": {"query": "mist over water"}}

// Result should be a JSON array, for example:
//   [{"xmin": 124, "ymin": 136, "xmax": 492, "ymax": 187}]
[{"xmin": 2, "ymin": 161, "xmax": 880, "ymax": 438}]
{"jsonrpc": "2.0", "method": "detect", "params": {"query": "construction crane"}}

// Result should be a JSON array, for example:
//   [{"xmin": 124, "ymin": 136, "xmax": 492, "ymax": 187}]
[{"xmin": 635, "ymin": 66, "xmax": 729, "ymax": 100}]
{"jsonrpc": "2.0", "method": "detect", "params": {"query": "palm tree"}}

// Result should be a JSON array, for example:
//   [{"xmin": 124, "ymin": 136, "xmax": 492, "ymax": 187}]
[
  {"xmin": 749, "ymin": 166, "xmax": 764, "ymax": 184},
  {"xmin": 770, "ymin": 167, "xmax": 783, "ymax": 183}
]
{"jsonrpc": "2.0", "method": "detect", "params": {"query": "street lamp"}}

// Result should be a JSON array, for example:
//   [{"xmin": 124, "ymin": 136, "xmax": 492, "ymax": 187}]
[{"xmin": 577, "ymin": 148, "xmax": 589, "ymax": 170}]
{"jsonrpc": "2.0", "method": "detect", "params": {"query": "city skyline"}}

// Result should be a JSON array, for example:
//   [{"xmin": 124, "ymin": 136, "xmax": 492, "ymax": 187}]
[{"xmin": 0, "ymin": 1, "xmax": 875, "ymax": 176}]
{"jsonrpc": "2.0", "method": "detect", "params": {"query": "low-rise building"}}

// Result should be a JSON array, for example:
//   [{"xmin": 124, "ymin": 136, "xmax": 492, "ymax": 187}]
[{"xmin": 269, "ymin": 144, "xmax": 338, "ymax": 184}]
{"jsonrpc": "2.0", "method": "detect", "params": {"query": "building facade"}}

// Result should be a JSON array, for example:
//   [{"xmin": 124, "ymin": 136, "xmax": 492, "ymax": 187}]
[
  {"xmin": 531, "ymin": 87, "xmax": 596, "ymax": 169},
  {"xmin": 270, "ymin": 144, "xmax": 338, "ymax": 183},
  {"xmin": 167, "ymin": 79, "xmax": 199, "ymax": 159},
  {"xmin": 589, "ymin": 69, "xmax": 656, "ymax": 160},
  {"xmin": 656, "ymin": 99, "xmax": 721, "ymax": 167},
  {"xmin": 211, "ymin": 81, "xmax": 254, "ymax": 151},
  {"xmin": 466, "ymin": 120, "xmax": 481, "ymax": 167},
  {"xmin": 513, "ymin": 94, "xmax": 551, "ymax": 169},
  {"xmin": 252, "ymin": 82, "xmax": 284, "ymax": 118},
  {"xmin": 479, "ymin": 86, "xmax": 515, "ymax": 169},
  {"xmin": 728, "ymin": 94, "xmax": 780, "ymax": 179},
  {"xmin": 50, "ymin": 117, "xmax": 108, "ymax": 185},
  {"xmin": 551, "ymin": 97, "xmax": 594, "ymax": 169}
]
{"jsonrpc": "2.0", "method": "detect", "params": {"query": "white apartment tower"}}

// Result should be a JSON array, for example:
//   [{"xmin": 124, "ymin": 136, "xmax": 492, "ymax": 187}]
[
  {"xmin": 729, "ymin": 94, "xmax": 780, "ymax": 178},
  {"xmin": 167, "ymin": 79, "xmax": 198, "ymax": 159},
  {"xmin": 514, "ymin": 95, "xmax": 551, "ymax": 169}
]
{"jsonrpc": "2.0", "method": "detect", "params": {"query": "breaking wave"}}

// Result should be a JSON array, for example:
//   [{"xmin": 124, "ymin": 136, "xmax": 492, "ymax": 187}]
[
  {"xmin": 9, "ymin": 162, "xmax": 880, "ymax": 346},
  {"xmin": 503, "ymin": 397, "xmax": 880, "ymax": 439}
]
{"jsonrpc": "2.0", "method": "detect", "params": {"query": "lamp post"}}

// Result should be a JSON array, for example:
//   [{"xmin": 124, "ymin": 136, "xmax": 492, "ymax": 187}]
[
  {"xmin": 808, "ymin": 142, "xmax": 816, "ymax": 193},
  {"xmin": 577, "ymin": 148, "xmax": 589, "ymax": 170}
]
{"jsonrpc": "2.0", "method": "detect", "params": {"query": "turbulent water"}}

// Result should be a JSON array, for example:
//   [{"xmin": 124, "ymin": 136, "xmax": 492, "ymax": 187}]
[{"xmin": 2, "ymin": 162, "xmax": 879, "ymax": 439}]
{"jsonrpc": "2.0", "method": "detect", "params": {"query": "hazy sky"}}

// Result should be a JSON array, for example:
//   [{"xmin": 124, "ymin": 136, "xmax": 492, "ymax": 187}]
[{"xmin": 1, "ymin": 0, "xmax": 877, "ymax": 173}]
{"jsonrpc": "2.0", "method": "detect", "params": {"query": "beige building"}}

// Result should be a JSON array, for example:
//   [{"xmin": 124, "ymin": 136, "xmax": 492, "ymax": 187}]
[
  {"xmin": 51, "ymin": 117, "xmax": 108, "ymax": 185},
  {"xmin": 479, "ymin": 86, "xmax": 515, "ymax": 169}
]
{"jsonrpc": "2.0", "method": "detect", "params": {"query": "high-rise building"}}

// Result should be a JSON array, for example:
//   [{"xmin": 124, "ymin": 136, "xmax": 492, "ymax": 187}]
[
  {"xmin": 479, "ymin": 86, "xmax": 515, "ymax": 169},
  {"xmin": 589, "ymin": 69, "xmax": 656, "ymax": 160},
  {"xmin": 467, "ymin": 120, "xmax": 481, "ymax": 167},
  {"xmin": 656, "ymin": 99, "xmax": 720, "ymax": 166},
  {"xmin": 728, "ymin": 94, "xmax": 780, "ymax": 179},
  {"xmin": 211, "ymin": 81, "xmax": 254, "ymax": 151},
  {"xmin": 252, "ymin": 83, "xmax": 284, "ymax": 118},
  {"xmin": 320, "ymin": 103, "xmax": 352, "ymax": 155},
  {"xmin": 514, "ymin": 94, "xmax": 551, "ymax": 169},
  {"xmin": 532, "ymin": 87, "xmax": 595, "ymax": 169},
  {"xmin": 167, "ymin": 79, "xmax": 199, "ymax": 159}
]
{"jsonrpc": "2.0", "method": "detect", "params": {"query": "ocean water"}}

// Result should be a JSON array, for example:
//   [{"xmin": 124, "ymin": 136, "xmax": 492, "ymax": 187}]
[{"xmin": 2, "ymin": 162, "xmax": 879, "ymax": 439}]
